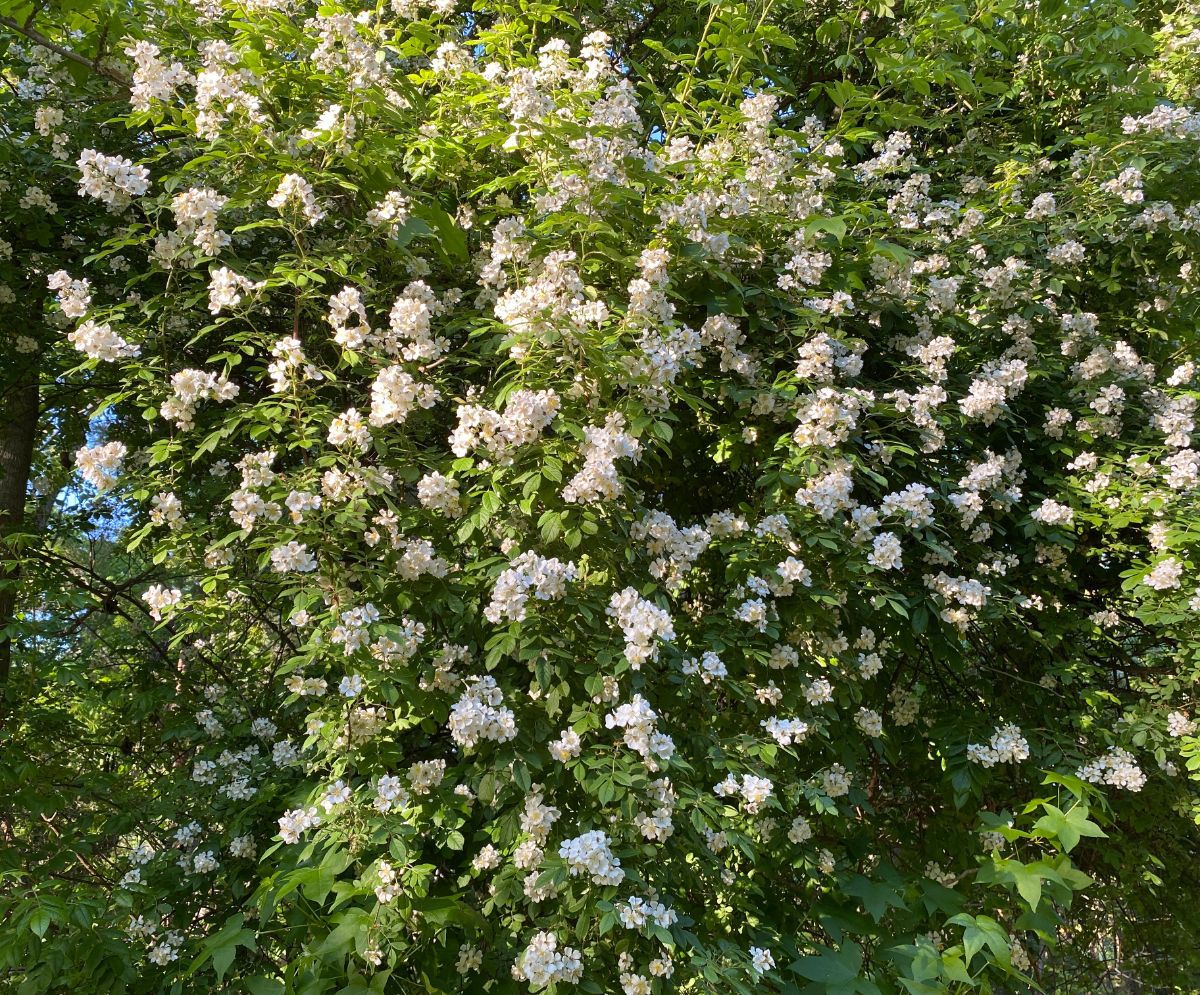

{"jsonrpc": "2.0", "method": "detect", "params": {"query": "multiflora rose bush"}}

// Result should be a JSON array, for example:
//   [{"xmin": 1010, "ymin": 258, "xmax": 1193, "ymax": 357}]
[{"xmin": 12, "ymin": 0, "xmax": 1200, "ymax": 991}]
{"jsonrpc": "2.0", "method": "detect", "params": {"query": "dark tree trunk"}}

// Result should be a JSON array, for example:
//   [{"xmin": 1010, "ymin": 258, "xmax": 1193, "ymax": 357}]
[{"xmin": 0, "ymin": 368, "xmax": 39, "ymax": 691}]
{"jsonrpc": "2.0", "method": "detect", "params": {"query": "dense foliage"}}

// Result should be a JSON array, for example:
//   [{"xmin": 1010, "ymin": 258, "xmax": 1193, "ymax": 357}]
[{"xmin": 2, "ymin": 0, "xmax": 1200, "ymax": 992}]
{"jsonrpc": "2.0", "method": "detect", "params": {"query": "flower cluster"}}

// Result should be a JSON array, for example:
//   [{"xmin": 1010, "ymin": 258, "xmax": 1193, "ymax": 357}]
[
  {"xmin": 968, "ymin": 724, "xmax": 1031, "ymax": 767},
  {"xmin": 558, "ymin": 830, "xmax": 624, "ymax": 886},
  {"xmin": 76, "ymin": 149, "xmax": 150, "ymax": 207},
  {"xmin": 448, "ymin": 676, "xmax": 517, "ymax": 748},
  {"xmin": 484, "ymin": 551, "xmax": 578, "ymax": 623},
  {"xmin": 606, "ymin": 588, "xmax": 675, "ymax": 667}
]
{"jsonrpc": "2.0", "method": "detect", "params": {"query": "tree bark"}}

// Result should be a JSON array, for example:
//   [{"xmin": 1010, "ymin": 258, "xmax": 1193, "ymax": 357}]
[{"xmin": 0, "ymin": 367, "xmax": 39, "ymax": 690}]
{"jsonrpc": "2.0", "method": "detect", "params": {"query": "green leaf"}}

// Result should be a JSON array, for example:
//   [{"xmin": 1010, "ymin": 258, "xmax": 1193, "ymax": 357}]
[
  {"xmin": 212, "ymin": 944, "xmax": 237, "ymax": 982},
  {"xmin": 539, "ymin": 510, "xmax": 562, "ymax": 543},
  {"xmin": 1008, "ymin": 862, "xmax": 1043, "ymax": 911},
  {"xmin": 953, "ymin": 914, "xmax": 1009, "ymax": 965},
  {"xmin": 27, "ymin": 907, "xmax": 52, "ymax": 938},
  {"xmin": 1033, "ymin": 803, "xmax": 1106, "ymax": 853},
  {"xmin": 806, "ymin": 215, "xmax": 847, "ymax": 242},
  {"xmin": 844, "ymin": 875, "xmax": 906, "ymax": 922},
  {"xmin": 790, "ymin": 942, "xmax": 862, "ymax": 983}
]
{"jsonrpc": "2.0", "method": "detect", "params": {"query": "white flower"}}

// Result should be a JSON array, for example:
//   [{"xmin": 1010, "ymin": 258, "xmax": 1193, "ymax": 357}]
[
  {"xmin": 777, "ymin": 556, "xmax": 812, "ymax": 587},
  {"xmin": 367, "ymin": 190, "xmax": 411, "ymax": 230},
  {"xmin": 485, "ymin": 551, "xmax": 578, "ymax": 623},
  {"xmin": 268, "ymin": 173, "xmax": 324, "ymax": 224},
  {"xmin": 1144, "ymin": 557, "xmax": 1183, "ymax": 591},
  {"xmin": 867, "ymin": 531, "xmax": 903, "ymax": 570},
  {"xmin": 1078, "ymin": 747, "xmax": 1147, "ymax": 791},
  {"xmin": 713, "ymin": 773, "xmax": 774, "ymax": 813},
  {"xmin": 171, "ymin": 187, "xmax": 229, "ymax": 254},
  {"xmin": 77, "ymin": 149, "xmax": 150, "ymax": 207},
  {"xmin": 558, "ymin": 830, "xmax": 624, "ymax": 886},
  {"xmin": 75, "ymin": 441, "xmax": 128, "ymax": 490},
  {"xmin": 607, "ymin": 588, "xmax": 674, "ymax": 667},
  {"xmin": 67, "ymin": 320, "xmax": 140, "ymax": 361},
  {"xmin": 549, "ymin": 729, "xmax": 582, "ymax": 762},
  {"xmin": 749, "ymin": 946, "xmax": 775, "ymax": 975},
  {"xmin": 270, "ymin": 541, "xmax": 317, "ymax": 573},
  {"xmin": 417, "ymin": 472, "xmax": 462, "ymax": 517},
  {"xmin": 192, "ymin": 850, "xmax": 219, "ymax": 874},
  {"xmin": 967, "ymin": 724, "xmax": 1030, "ymax": 767},
  {"xmin": 515, "ymin": 932, "xmax": 583, "ymax": 989},
  {"xmin": 408, "ymin": 758, "xmax": 446, "ymax": 794},
  {"xmin": 449, "ymin": 676, "xmax": 517, "ymax": 748},
  {"xmin": 370, "ymin": 366, "xmax": 439, "ymax": 425},
  {"xmin": 374, "ymin": 774, "xmax": 409, "ymax": 813},
  {"xmin": 141, "ymin": 584, "xmax": 181, "ymax": 622},
  {"xmin": 328, "ymin": 286, "xmax": 371, "ymax": 349},
  {"xmin": 1167, "ymin": 710, "xmax": 1196, "ymax": 738},
  {"xmin": 278, "ymin": 806, "xmax": 321, "ymax": 843},
  {"xmin": 456, "ymin": 943, "xmax": 482, "ymax": 974},
  {"xmin": 320, "ymin": 779, "xmax": 352, "ymax": 812},
  {"xmin": 821, "ymin": 763, "xmax": 851, "ymax": 798},
  {"xmin": 328, "ymin": 407, "xmax": 371, "ymax": 449},
  {"xmin": 618, "ymin": 895, "xmax": 678, "ymax": 930},
  {"xmin": 855, "ymin": 707, "xmax": 883, "ymax": 737},
  {"xmin": 472, "ymin": 844, "xmax": 501, "ymax": 871},
  {"xmin": 47, "ymin": 270, "xmax": 92, "ymax": 318},
  {"xmin": 788, "ymin": 815, "xmax": 813, "ymax": 843},
  {"xmin": 562, "ymin": 413, "xmax": 641, "ymax": 504},
  {"xmin": 605, "ymin": 695, "xmax": 674, "ymax": 764},
  {"xmin": 1031, "ymin": 498, "xmax": 1074, "ymax": 526},
  {"xmin": 208, "ymin": 267, "xmax": 264, "ymax": 315}
]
